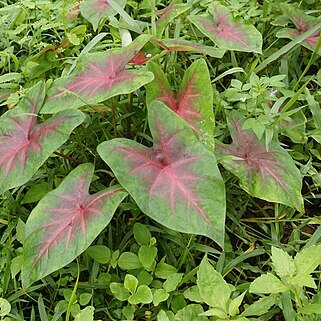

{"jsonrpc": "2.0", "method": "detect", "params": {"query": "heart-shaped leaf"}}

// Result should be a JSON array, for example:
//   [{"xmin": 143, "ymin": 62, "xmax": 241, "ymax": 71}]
[
  {"xmin": 156, "ymin": 2, "xmax": 191, "ymax": 38},
  {"xmin": 22, "ymin": 163, "xmax": 127, "ymax": 287},
  {"xmin": 157, "ymin": 38, "xmax": 226, "ymax": 58},
  {"xmin": 188, "ymin": 2, "xmax": 262, "ymax": 53},
  {"xmin": 276, "ymin": 4, "xmax": 321, "ymax": 54},
  {"xmin": 98, "ymin": 101, "xmax": 225, "ymax": 245},
  {"xmin": 0, "ymin": 82, "xmax": 85, "ymax": 194},
  {"xmin": 42, "ymin": 35, "xmax": 154, "ymax": 113},
  {"xmin": 217, "ymin": 112, "xmax": 303, "ymax": 211},
  {"xmin": 80, "ymin": 0, "xmax": 126, "ymax": 31},
  {"xmin": 146, "ymin": 59, "xmax": 214, "ymax": 150}
]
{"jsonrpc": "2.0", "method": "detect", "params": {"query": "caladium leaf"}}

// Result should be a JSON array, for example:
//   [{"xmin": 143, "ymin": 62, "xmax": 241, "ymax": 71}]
[
  {"xmin": 146, "ymin": 59, "xmax": 214, "ymax": 150},
  {"xmin": 80, "ymin": 0, "xmax": 126, "ymax": 31},
  {"xmin": 156, "ymin": 1, "xmax": 191, "ymax": 38},
  {"xmin": 22, "ymin": 163, "xmax": 127, "ymax": 287},
  {"xmin": 0, "ymin": 82, "xmax": 85, "ymax": 195},
  {"xmin": 158, "ymin": 38, "xmax": 226, "ymax": 58},
  {"xmin": 217, "ymin": 112, "xmax": 303, "ymax": 211},
  {"xmin": 188, "ymin": 2, "xmax": 262, "ymax": 53},
  {"xmin": 277, "ymin": 4, "xmax": 321, "ymax": 54},
  {"xmin": 97, "ymin": 101, "xmax": 225, "ymax": 245},
  {"xmin": 41, "ymin": 35, "xmax": 154, "ymax": 113}
]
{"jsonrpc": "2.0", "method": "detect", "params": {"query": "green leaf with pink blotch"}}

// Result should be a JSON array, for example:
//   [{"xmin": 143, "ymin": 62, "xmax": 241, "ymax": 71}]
[
  {"xmin": 22, "ymin": 163, "xmax": 127, "ymax": 287},
  {"xmin": 146, "ymin": 59, "xmax": 214, "ymax": 150},
  {"xmin": 80, "ymin": 0, "xmax": 126, "ymax": 31},
  {"xmin": 0, "ymin": 81, "xmax": 85, "ymax": 194},
  {"xmin": 98, "ymin": 101, "xmax": 225, "ymax": 246},
  {"xmin": 156, "ymin": 2, "xmax": 191, "ymax": 38},
  {"xmin": 41, "ymin": 35, "xmax": 154, "ymax": 113},
  {"xmin": 276, "ymin": 4, "xmax": 321, "ymax": 55},
  {"xmin": 217, "ymin": 111, "xmax": 303, "ymax": 211},
  {"xmin": 188, "ymin": 1, "xmax": 262, "ymax": 53}
]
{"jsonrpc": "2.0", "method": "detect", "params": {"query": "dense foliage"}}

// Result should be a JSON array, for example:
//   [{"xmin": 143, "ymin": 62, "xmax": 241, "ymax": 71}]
[{"xmin": 1, "ymin": 0, "xmax": 321, "ymax": 320}]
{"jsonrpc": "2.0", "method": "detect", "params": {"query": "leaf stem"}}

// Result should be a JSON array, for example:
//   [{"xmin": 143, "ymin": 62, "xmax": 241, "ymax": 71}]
[
  {"xmin": 127, "ymin": 93, "xmax": 133, "ymax": 138},
  {"xmin": 110, "ymin": 98, "xmax": 118, "ymax": 138}
]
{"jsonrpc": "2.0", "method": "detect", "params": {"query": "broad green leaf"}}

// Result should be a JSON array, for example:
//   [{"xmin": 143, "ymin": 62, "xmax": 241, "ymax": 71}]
[
  {"xmin": 250, "ymin": 273, "xmax": 289, "ymax": 294},
  {"xmin": 74, "ymin": 306, "xmax": 95, "ymax": 321},
  {"xmin": 98, "ymin": 101, "xmax": 225, "ymax": 245},
  {"xmin": 21, "ymin": 182, "xmax": 49, "ymax": 204},
  {"xmin": 298, "ymin": 303, "xmax": 321, "ymax": 315},
  {"xmin": 133, "ymin": 223, "xmax": 151, "ymax": 246},
  {"xmin": 155, "ymin": 260, "xmax": 177, "ymax": 279},
  {"xmin": 197, "ymin": 256, "xmax": 231, "ymax": 311},
  {"xmin": 138, "ymin": 245, "xmax": 157, "ymax": 271},
  {"xmin": 124, "ymin": 274, "xmax": 138, "ymax": 294},
  {"xmin": 128, "ymin": 285, "xmax": 153, "ymax": 305},
  {"xmin": 110, "ymin": 283, "xmax": 130, "ymax": 301},
  {"xmin": 183, "ymin": 286, "xmax": 203, "ymax": 303},
  {"xmin": 42, "ymin": 35, "xmax": 154, "ymax": 113},
  {"xmin": 0, "ymin": 298, "xmax": 11, "ymax": 317},
  {"xmin": 241, "ymin": 295, "xmax": 276, "ymax": 317},
  {"xmin": 188, "ymin": 2, "xmax": 262, "ymax": 53},
  {"xmin": 147, "ymin": 59, "xmax": 214, "ymax": 150},
  {"xmin": 228, "ymin": 291, "xmax": 246, "ymax": 316},
  {"xmin": 80, "ymin": 0, "xmax": 126, "ymax": 31},
  {"xmin": 277, "ymin": 4, "xmax": 321, "ymax": 55},
  {"xmin": 163, "ymin": 273, "xmax": 183, "ymax": 293},
  {"xmin": 86, "ymin": 245, "xmax": 111, "ymax": 264},
  {"xmin": 0, "ymin": 81, "xmax": 85, "ymax": 194},
  {"xmin": 118, "ymin": 252, "xmax": 142, "ymax": 270},
  {"xmin": 158, "ymin": 38, "xmax": 226, "ymax": 58},
  {"xmin": 175, "ymin": 305, "xmax": 208, "ymax": 321},
  {"xmin": 156, "ymin": 2, "xmax": 191, "ymax": 38},
  {"xmin": 294, "ymin": 244, "xmax": 321, "ymax": 276},
  {"xmin": 217, "ymin": 111, "xmax": 304, "ymax": 211},
  {"xmin": 22, "ymin": 164, "xmax": 127, "ymax": 287},
  {"xmin": 153, "ymin": 289, "xmax": 169, "ymax": 306},
  {"xmin": 271, "ymin": 247, "xmax": 296, "ymax": 279}
]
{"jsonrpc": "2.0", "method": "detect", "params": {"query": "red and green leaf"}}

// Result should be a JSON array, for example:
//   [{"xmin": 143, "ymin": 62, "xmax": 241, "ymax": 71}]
[
  {"xmin": 217, "ymin": 112, "xmax": 303, "ymax": 211},
  {"xmin": 0, "ymin": 82, "xmax": 85, "ymax": 194},
  {"xmin": 157, "ymin": 38, "xmax": 226, "ymax": 58},
  {"xmin": 146, "ymin": 59, "xmax": 214, "ymax": 150},
  {"xmin": 22, "ymin": 163, "xmax": 127, "ymax": 287},
  {"xmin": 277, "ymin": 4, "xmax": 321, "ymax": 54},
  {"xmin": 97, "ymin": 101, "xmax": 225, "ymax": 245},
  {"xmin": 156, "ymin": 1, "xmax": 191, "ymax": 38},
  {"xmin": 188, "ymin": 2, "xmax": 262, "ymax": 53},
  {"xmin": 80, "ymin": 0, "xmax": 126, "ymax": 31},
  {"xmin": 42, "ymin": 35, "xmax": 154, "ymax": 113}
]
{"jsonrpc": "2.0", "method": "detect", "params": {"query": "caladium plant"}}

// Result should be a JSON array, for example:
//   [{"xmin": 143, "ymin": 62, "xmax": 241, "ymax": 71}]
[
  {"xmin": 22, "ymin": 163, "xmax": 127, "ymax": 287},
  {"xmin": 41, "ymin": 35, "xmax": 154, "ymax": 113},
  {"xmin": 217, "ymin": 111, "xmax": 304, "ymax": 212},
  {"xmin": 277, "ymin": 4, "xmax": 321, "ymax": 55},
  {"xmin": 146, "ymin": 59, "xmax": 214, "ymax": 150},
  {"xmin": 97, "ymin": 101, "xmax": 226, "ymax": 246},
  {"xmin": 0, "ymin": 81, "xmax": 85, "ymax": 194},
  {"xmin": 80, "ymin": 0, "xmax": 126, "ymax": 31},
  {"xmin": 188, "ymin": 1, "xmax": 262, "ymax": 53},
  {"xmin": 156, "ymin": 1, "xmax": 191, "ymax": 38}
]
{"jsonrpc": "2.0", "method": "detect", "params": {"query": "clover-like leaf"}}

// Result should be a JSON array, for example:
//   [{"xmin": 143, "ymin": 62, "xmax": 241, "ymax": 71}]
[
  {"xmin": 146, "ymin": 59, "xmax": 214, "ymax": 150},
  {"xmin": 277, "ymin": 4, "xmax": 321, "ymax": 54},
  {"xmin": 98, "ymin": 101, "xmax": 225, "ymax": 245},
  {"xmin": 80, "ymin": 0, "xmax": 126, "ymax": 31},
  {"xmin": 22, "ymin": 163, "xmax": 127, "ymax": 287},
  {"xmin": 158, "ymin": 38, "xmax": 226, "ymax": 58},
  {"xmin": 42, "ymin": 35, "xmax": 154, "ymax": 113},
  {"xmin": 0, "ymin": 82, "xmax": 85, "ymax": 194},
  {"xmin": 217, "ymin": 112, "xmax": 303, "ymax": 211},
  {"xmin": 188, "ymin": 1, "xmax": 262, "ymax": 53},
  {"xmin": 156, "ymin": 1, "xmax": 191, "ymax": 38}
]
